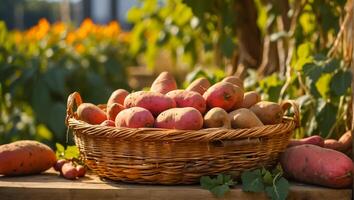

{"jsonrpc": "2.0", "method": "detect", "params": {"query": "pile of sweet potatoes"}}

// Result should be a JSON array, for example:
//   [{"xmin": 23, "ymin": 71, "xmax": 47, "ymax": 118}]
[
  {"xmin": 281, "ymin": 132, "xmax": 353, "ymax": 188},
  {"xmin": 77, "ymin": 71, "xmax": 286, "ymax": 130}
]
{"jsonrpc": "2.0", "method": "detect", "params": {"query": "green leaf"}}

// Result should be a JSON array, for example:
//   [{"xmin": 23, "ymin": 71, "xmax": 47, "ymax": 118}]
[
  {"xmin": 265, "ymin": 177, "xmax": 290, "ymax": 200},
  {"xmin": 241, "ymin": 169, "xmax": 264, "ymax": 192},
  {"xmin": 56, "ymin": 143, "xmax": 65, "ymax": 152},
  {"xmin": 200, "ymin": 176, "xmax": 214, "ymax": 190},
  {"xmin": 315, "ymin": 73, "xmax": 331, "ymax": 99},
  {"xmin": 64, "ymin": 145, "xmax": 80, "ymax": 160},
  {"xmin": 323, "ymin": 59, "xmax": 339, "ymax": 73},
  {"xmin": 36, "ymin": 124, "xmax": 53, "ymax": 140},
  {"xmin": 262, "ymin": 170, "xmax": 273, "ymax": 185},
  {"xmin": 330, "ymin": 70, "xmax": 351, "ymax": 96},
  {"xmin": 200, "ymin": 174, "xmax": 235, "ymax": 197},
  {"xmin": 211, "ymin": 184, "xmax": 230, "ymax": 198},
  {"xmin": 316, "ymin": 102, "xmax": 337, "ymax": 138}
]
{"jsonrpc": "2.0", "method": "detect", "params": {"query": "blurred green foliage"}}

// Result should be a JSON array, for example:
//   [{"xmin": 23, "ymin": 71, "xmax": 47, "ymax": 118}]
[{"xmin": 0, "ymin": 19, "xmax": 134, "ymax": 146}]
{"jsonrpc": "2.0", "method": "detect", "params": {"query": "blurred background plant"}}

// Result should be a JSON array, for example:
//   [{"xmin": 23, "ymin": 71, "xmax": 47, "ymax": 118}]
[{"xmin": 0, "ymin": 0, "xmax": 352, "ymax": 146}]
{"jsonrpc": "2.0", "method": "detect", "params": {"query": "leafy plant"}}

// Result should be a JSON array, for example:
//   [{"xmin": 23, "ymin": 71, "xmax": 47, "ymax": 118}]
[
  {"xmin": 242, "ymin": 167, "xmax": 290, "ymax": 200},
  {"xmin": 55, "ymin": 143, "xmax": 80, "ymax": 160},
  {"xmin": 200, "ymin": 174, "xmax": 236, "ymax": 197}
]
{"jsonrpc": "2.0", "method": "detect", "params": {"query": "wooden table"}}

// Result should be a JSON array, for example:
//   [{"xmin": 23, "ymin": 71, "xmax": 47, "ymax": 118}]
[{"xmin": 0, "ymin": 170, "xmax": 351, "ymax": 200}]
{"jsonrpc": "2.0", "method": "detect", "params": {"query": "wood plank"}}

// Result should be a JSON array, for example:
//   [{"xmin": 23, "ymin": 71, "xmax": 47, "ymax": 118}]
[{"xmin": 0, "ymin": 170, "xmax": 351, "ymax": 200}]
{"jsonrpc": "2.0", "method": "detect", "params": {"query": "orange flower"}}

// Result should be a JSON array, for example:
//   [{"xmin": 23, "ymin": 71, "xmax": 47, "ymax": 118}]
[
  {"xmin": 75, "ymin": 44, "xmax": 85, "ymax": 54},
  {"xmin": 52, "ymin": 22, "xmax": 67, "ymax": 35}
]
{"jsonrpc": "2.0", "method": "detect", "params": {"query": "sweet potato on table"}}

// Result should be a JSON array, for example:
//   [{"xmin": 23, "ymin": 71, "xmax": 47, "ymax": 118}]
[
  {"xmin": 0, "ymin": 140, "xmax": 56, "ymax": 176},
  {"xmin": 185, "ymin": 77, "xmax": 211, "ymax": 95},
  {"xmin": 155, "ymin": 107, "xmax": 203, "ymax": 130},
  {"xmin": 77, "ymin": 103, "xmax": 107, "ymax": 124},
  {"xmin": 288, "ymin": 135, "xmax": 324, "ymax": 147},
  {"xmin": 324, "ymin": 131, "xmax": 352, "ymax": 152},
  {"xmin": 203, "ymin": 82, "xmax": 244, "ymax": 111},
  {"xmin": 166, "ymin": 89, "xmax": 206, "ymax": 114},
  {"xmin": 280, "ymin": 144, "xmax": 352, "ymax": 188},
  {"xmin": 124, "ymin": 91, "xmax": 176, "ymax": 116},
  {"xmin": 150, "ymin": 71, "xmax": 177, "ymax": 94},
  {"xmin": 115, "ymin": 107, "xmax": 155, "ymax": 128}
]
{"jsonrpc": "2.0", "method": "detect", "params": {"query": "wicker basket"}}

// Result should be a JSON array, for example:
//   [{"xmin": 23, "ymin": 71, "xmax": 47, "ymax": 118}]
[{"xmin": 66, "ymin": 92, "xmax": 300, "ymax": 185}]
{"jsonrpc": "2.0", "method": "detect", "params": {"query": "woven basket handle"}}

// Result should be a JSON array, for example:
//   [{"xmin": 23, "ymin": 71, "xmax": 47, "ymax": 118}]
[
  {"xmin": 280, "ymin": 100, "xmax": 300, "ymax": 127},
  {"xmin": 65, "ymin": 92, "xmax": 83, "ymax": 125}
]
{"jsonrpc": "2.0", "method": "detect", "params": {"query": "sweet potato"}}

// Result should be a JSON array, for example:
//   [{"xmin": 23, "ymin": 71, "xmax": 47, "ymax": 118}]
[
  {"xmin": 203, "ymin": 107, "xmax": 231, "ymax": 128},
  {"xmin": 77, "ymin": 103, "xmax": 107, "ymax": 125},
  {"xmin": 238, "ymin": 91, "xmax": 261, "ymax": 109},
  {"xmin": 106, "ymin": 103, "xmax": 124, "ymax": 121},
  {"xmin": 185, "ymin": 77, "xmax": 211, "ymax": 95},
  {"xmin": 76, "ymin": 165, "xmax": 86, "ymax": 177},
  {"xmin": 107, "ymin": 89, "xmax": 129, "ymax": 106},
  {"xmin": 0, "ymin": 140, "xmax": 56, "ymax": 176},
  {"xmin": 100, "ymin": 120, "xmax": 115, "ymax": 127},
  {"xmin": 115, "ymin": 107, "xmax": 155, "ymax": 128},
  {"xmin": 228, "ymin": 108, "xmax": 263, "ymax": 129},
  {"xmin": 250, "ymin": 101, "xmax": 283, "ymax": 125},
  {"xmin": 166, "ymin": 90, "xmax": 206, "ymax": 114},
  {"xmin": 150, "ymin": 71, "xmax": 177, "ymax": 94},
  {"xmin": 124, "ymin": 91, "xmax": 176, "ymax": 116},
  {"xmin": 61, "ymin": 162, "xmax": 78, "ymax": 180},
  {"xmin": 280, "ymin": 144, "xmax": 352, "ymax": 188},
  {"xmin": 324, "ymin": 139, "xmax": 345, "ymax": 152},
  {"xmin": 203, "ymin": 82, "xmax": 244, "ymax": 111},
  {"xmin": 155, "ymin": 107, "xmax": 203, "ymax": 130},
  {"xmin": 339, "ymin": 131, "xmax": 352, "ymax": 151},
  {"xmin": 54, "ymin": 159, "xmax": 69, "ymax": 172},
  {"xmin": 222, "ymin": 76, "xmax": 244, "ymax": 90},
  {"xmin": 288, "ymin": 135, "xmax": 324, "ymax": 147}
]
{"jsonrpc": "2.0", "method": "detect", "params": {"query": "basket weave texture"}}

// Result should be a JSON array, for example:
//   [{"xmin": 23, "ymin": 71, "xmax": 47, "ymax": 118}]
[{"xmin": 66, "ymin": 92, "xmax": 300, "ymax": 184}]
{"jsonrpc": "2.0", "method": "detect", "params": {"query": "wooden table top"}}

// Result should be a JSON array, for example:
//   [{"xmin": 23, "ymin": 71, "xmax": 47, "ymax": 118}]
[{"xmin": 0, "ymin": 170, "xmax": 351, "ymax": 200}]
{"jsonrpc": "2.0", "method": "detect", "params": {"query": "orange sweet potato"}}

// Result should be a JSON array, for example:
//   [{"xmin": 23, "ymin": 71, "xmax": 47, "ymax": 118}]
[
  {"xmin": 115, "ymin": 107, "xmax": 155, "ymax": 128},
  {"xmin": 203, "ymin": 82, "xmax": 244, "ymax": 111},
  {"xmin": 124, "ymin": 91, "xmax": 176, "ymax": 116},
  {"xmin": 150, "ymin": 71, "xmax": 177, "ymax": 94},
  {"xmin": 107, "ymin": 89, "xmax": 129, "ymax": 106},
  {"xmin": 280, "ymin": 144, "xmax": 352, "ymax": 188},
  {"xmin": 166, "ymin": 89, "xmax": 206, "ymax": 114},
  {"xmin": 288, "ymin": 135, "xmax": 324, "ymax": 147},
  {"xmin": 0, "ymin": 140, "xmax": 56, "ymax": 176},
  {"xmin": 185, "ymin": 77, "xmax": 211, "ymax": 95},
  {"xmin": 77, "ymin": 103, "xmax": 107, "ymax": 124},
  {"xmin": 106, "ymin": 103, "xmax": 124, "ymax": 121},
  {"xmin": 155, "ymin": 107, "xmax": 203, "ymax": 130},
  {"xmin": 222, "ymin": 76, "xmax": 244, "ymax": 90}
]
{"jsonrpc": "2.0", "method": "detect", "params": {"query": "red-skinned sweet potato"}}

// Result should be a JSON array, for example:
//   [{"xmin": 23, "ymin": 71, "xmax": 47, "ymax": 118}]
[
  {"xmin": 185, "ymin": 77, "xmax": 211, "ymax": 95},
  {"xmin": 166, "ymin": 89, "xmax": 206, "ymax": 114},
  {"xmin": 288, "ymin": 135, "xmax": 324, "ymax": 147},
  {"xmin": 280, "ymin": 144, "xmax": 352, "ymax": 188},
  {"xmin": 77, "ymin": 103, "xmax": 107, "ymax": 125},
  {"xmin": 339, "ymin": 131, "xmax": 352, "ymax": 151},
  {"xmin": 61, "ymin": 162, "xmax": 78, "ymax": 180},
  {"xmin": 115, "ymin": 107, "xmax": 155, "ymax": 128},
  {"xmin": 150, "ymin": 71, "xmax": 177, "ymax": 94},
  {"xmin": 106, "ymin": 103, "xmax": 124, "ymax": 121},
  {"xmin": 155, "ymin": 107, "xmax": 203, "ymax": 130},
  {"xmin": 124, "ymin": 91, "xmax": 176, "ymax": 116},
  {"xmin": 0, "ymin": 140, "xmax": 56, "ymax": 176},
  {"xmin": 222, "ymin": 76, "xmax": 244, "ymax": 90},
  {"xmin": 203, "ymin": 82, "xmax": 244, "ymax": 111},
  {"xmin": 107, "ymin": 89, "xmax": 129, "ymax": 106}
]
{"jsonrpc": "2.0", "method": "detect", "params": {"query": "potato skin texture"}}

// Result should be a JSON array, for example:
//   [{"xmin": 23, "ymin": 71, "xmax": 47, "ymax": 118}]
[
  {"xmin": 185, "ymin": 77, "xmax": 211, "ymax": 95},
  {"xmin": 228, "ymin": 108, "xmax": 263, "ymax": 128},
  {"xmin": 115, "ymin": 107, "xmax": 155, "ymax": 128},
  {"xmin": 61, "ymin": 162, "xmax": 78, "ymax": 180},
  {"xmin": 77, "ymin": 103, "xmax": 107, "ymax": 125},
  {"xmin": 150, "ymin": 71, "xmax": 177, "ymax": 94},
  {"xmin": 339, "ymin": 131, "xmax": 352, "ymax": 151},
  {"xmin": 155, "ymin": 107, "xmax": 203, "ymax": 130},
  {"xmin": 222, "ymin": 76, "xmax": 244, "ymax": 90},
  {"xmin": 203, "ymin": 107, "xmax": 231, "ymax": 128},
  {"xmin": 100, "ymin": 120, "xmax": 116, "ymax": 127},
  {"xmin": 166, "ymin": 90, "xmax": 206, "ymax": 114},
  {"xmin": 106, "ymin": 103, "xmax": 125, "ymax": 121},
  {"xmin": 238, "ymin": 91, "xmax": 261, "ymax": 109},
  {"xmin": 107, "ymin": 89, "xmax": 129, "ymax": 106},
  {"xmin": 203, "ymin": 82, "xmax": 243, "ymax": 111},
  {"xmin": 0, "ymin": 140, "xmax": 56, "ymax": 176},
  {"xmin": 288, "ymin": 135, "xmax": 324, "ymax": 147},
  {"xmin": 250, "ymin": 101, "xmax": 283, "ymax": 125},
  {"xmin": 124, "ymin": 91, "xmax": 176, "ymax": 116},
  {"xmin": 280, "ymin": 144, "xmax": 353, "ymax": 188}
]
